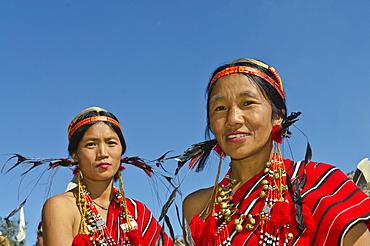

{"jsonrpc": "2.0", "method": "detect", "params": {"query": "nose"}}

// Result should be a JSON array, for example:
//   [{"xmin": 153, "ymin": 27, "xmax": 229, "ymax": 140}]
[
  {"xmin": 225, "ymin": 106, "xmax": 244, "ymax": 128},
  {"xmin": 97, "ymin": 144, "xmax": 109, "ymax": 159}
]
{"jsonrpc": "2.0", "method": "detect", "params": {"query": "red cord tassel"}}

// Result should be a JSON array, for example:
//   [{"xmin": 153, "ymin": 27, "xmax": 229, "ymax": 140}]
[
  {"xmin": 71, "ymin": 234, "xmax": 90, "ymax": 246},
  {"xmin": 190, "ymin": 214, "xmax": 206, "ymax": 246},
  {"xmin": 201, "ymin": 215, "xmax": 217, "ymax": 245},
  {"xmin": 72, "ymin": 167, "xmax": 79, "ymax": 176},
  {"xmin": 270, "ymin": 201, "xmax": 291, "ymax": 229},
  {"xmin": 118, "ymin": 164, "xmax": 126, "ymax": 171},
  {"xmin": 271, "ymin": 125, "xmax": 283, "ymax": 144},
  {"xmin": 127, "ymin": 228, "xmax": 143, "ymax": 246}
]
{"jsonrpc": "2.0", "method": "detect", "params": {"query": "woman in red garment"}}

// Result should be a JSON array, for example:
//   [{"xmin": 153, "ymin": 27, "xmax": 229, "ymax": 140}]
[
  {"xmin": 182, "ymin": 59, "xmax": 370, "ymax": 245},
  {"xmin": 41, "ymin": 107, "xmax": 173, "ymax": 246}
]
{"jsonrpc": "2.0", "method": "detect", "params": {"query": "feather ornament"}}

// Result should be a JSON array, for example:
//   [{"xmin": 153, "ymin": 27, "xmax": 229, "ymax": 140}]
[
  {"xmin": 281, "ymin": 112, "xmax": 301, "ymax": 138},
  {"xmin": 121, "ymin": 157, "xmax": 154, "ymax": 177},
  {"xmin": 5, "ymin": 199, "xmax": 27, "ymax": 226},
  {"xmin": 159, "ymin": 186, "xmax": 179, "ymax": 222},
  {"xmin": 1, "ymin": 154, "xmax": 75, "ymax": 175},
  {"xmin": 173, "ymin": 139, "xmax": 218, "ymax": 174},
  {"xmin": 183, "ymin": 216, "xmax": 195, "ymax": 246}
]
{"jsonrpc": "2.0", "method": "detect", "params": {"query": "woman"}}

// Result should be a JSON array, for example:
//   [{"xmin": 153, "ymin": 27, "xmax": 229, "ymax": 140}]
[
  {"xmin": 39, "ymin": 107, "xmax": 173, "ymax": 245},
  {"xmin": 182, "ymin": 59, "xmax": 370, "ymax": 245}
]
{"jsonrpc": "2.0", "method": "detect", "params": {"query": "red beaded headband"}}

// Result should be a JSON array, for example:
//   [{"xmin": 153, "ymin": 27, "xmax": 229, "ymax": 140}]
[
  {"xmin": 209, "ymin": 65, "xmax": 285, "ymax": 99},
  {"xmin": 68, "ymin": 116, "xmax": 122, "ymax": 140}
]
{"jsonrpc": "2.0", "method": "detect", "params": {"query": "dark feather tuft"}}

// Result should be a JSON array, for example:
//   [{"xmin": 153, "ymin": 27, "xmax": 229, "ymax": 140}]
[
  {"xmin": 121, "ymin": 157, "xmax": 154, "ymax": 177},
  {"xmin": 281, "ymin": 112, "xmax": 301, "ymax": 138},
  {"xmin": 174, "ymin": 139, "xmax": 218, "ymax": 174},
  {"xmin": 2, "ymin": 154, "xmax": 76, "ymax": 175},
  {"xmin": 159, "ymin": 186, "xmax": 179, "ymax": 222},
  {"xmin": 164, "ymin": 215, "xmax": 175, "ymax": 241}
]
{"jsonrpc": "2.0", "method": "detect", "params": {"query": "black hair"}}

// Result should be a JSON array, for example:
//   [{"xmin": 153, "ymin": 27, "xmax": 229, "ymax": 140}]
[
  {"xmin": 205, "ymin": 59, "xmax": 287, "ymax": 139},
  {"xmin": 68, "ymin": 110, "xmax": 126, "ymax": 156}
]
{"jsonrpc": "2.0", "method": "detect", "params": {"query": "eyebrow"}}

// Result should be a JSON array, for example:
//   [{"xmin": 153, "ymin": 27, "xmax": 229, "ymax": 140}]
[
  {"xmin": 82, "ymin": 136, "xmax": 119, "ymax": 141},
  {"xmin": 209, "ymin": 90, "xmax": 258, "ymax": 104}
]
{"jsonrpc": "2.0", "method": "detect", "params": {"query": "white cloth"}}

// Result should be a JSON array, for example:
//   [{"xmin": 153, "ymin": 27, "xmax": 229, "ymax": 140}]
[{"xmin": 16, "ymin": 206, "xmax": 26, "ymax": 242}]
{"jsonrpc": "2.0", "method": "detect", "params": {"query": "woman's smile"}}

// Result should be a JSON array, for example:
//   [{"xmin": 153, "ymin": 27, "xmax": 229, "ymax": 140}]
[
  {"xmin": 226, "ymin": 132, "xmax": 250, "ymax": 142},
  {"xmin": 209, "ymin": 74, "xmax": 281, "ymax": 161}
]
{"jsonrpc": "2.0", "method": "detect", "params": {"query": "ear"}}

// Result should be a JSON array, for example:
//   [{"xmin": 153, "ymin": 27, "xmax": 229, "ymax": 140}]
[
  {"xmin": 71, "ymin": 153, "xmax": 79, "ymax": 163},
  {"xmin": 272, "ymin": 115, "xmax": 283, "ymax": 127}
]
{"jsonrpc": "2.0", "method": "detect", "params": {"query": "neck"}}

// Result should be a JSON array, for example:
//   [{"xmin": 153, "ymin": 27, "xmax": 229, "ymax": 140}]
[
  {"xmin": 230, "ymin": 147, "xmax": 272, "ymax": 184},
  {"xmin": 82, "ymin": 178, "xmax": 114, "ymax": 201}
]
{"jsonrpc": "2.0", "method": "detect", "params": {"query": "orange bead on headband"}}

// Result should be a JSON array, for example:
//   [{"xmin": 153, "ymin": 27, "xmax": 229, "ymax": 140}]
[
  {"xmin": 209, "ymin": 65, "xmax": 285, "ymax": 99},
  {"xmin": 68, "ymin": 116, "xmax": 122, "ymax": 140}
]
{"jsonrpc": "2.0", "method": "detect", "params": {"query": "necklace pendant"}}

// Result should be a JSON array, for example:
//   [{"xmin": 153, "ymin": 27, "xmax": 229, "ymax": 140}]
[
  {"xmin": 245, "ymin": 223, "xmax": 254, "ymax": 230},
  {"xmin": 235, "ymin": 224, "xmax": 243, "ymax": 232}
]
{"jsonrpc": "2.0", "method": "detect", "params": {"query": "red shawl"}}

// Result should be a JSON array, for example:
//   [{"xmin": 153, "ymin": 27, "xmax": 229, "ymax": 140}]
[
  {"xmin": 73, "ymin": 197, "xmax": 173, "ymax": 246},
  {"xmin": 190, "ymin": 159, "xmax": 370, "ymax": 246}
]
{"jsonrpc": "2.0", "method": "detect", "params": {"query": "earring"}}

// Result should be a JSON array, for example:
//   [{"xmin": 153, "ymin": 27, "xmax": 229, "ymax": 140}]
[{"xmin": 271, "ymin": 125, "xmax": 283, "ymax": 144}]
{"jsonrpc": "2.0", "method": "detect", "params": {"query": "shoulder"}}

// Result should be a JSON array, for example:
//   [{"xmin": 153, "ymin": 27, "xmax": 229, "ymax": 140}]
[
  {"xmin": 42, "ymin": 192, "xmax": 78, "ymax": 224},
  {"xmin": 183, "ymin": 187, "xmax": 213, "ymax": 223},
  {"xmin": 290, "ymin": 161, "xmax": 370, "ymax": 245},
  {"xmin": 43, "ymin": 192, "xmax": 76, "ymax": 211},
  {"xmin": 42, "ymin": 192, "xmax": 79, "ymax": 246},
  {"xmin": 285, "ymin": 159, "xmax": 341, "ymax": 181}
]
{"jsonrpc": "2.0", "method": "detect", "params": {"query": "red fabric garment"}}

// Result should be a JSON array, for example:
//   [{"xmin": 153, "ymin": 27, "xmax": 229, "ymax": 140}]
[
  {"xmin": 73, "ymin": 195, "xmax": 173, "ymax": 246},
  {"xmin": 190, "ymin": 159, "xmax": 370, "ymax": 246},
  {"xmin": 121, "ymin": 198, "xmax": 174, "ymax": 246}
]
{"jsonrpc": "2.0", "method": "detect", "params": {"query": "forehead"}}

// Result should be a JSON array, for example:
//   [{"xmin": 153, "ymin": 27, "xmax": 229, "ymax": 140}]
[
  {"xmin": 82, "ymin": 122, "xmax": 118, "ymax": 138},
  {"xmin": 209, "ymin": 74, "xmax": 267, "ymax": 101}
]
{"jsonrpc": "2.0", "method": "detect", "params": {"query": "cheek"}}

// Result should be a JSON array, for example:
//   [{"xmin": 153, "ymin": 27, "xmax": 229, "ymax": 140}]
[{"xmin": 209, "ymin": 116, "xmax": 223, "ymax": 134}]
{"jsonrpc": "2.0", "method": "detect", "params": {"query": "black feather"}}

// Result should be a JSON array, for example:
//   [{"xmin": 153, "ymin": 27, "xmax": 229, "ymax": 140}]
[
  {"xmin": 2, "ymin": 154, "xmax": 27, "ymax": 173},
  {"xmin": 153, "ymin": 151, "xmax": 172, "ymax": 173},
  {"xmin": 159, "ymin": 186, "xmax": 179, "ymax": 222},
  {"xmin": 164, "ymin": 215, "xmax": 175, "ymax": 241},
  {"xmin": 183, "ymin": 216, "xmax": 195, "ymax": 246},
  {"xmin": 2, "ymin": 154, "xmax": 76, "ymax": 176},
  {"xmin": 304, "ymin": 142, "xmax": 312, "ymax": 166},
  {"xmin": 174, "ymin": 139, "xmax": 218, "ymax": 175},
  {"xmin": 163, "ymin": 175, "xmax": 175, "ymax": 187},
  {"xmin": 175, "ymin": 204, "xmax": 182, "ymax": 228},
  {"xmin": 282, "ymin": 112, "xmax": 301, "ymax": 138},
  {"xmin": 5, "ymin": 199, "xmax": 27, "ymax": 226},
  {"xmin": 18, "ymin": 161, "xmax": 43, "ymax": 175},
  {"xmin": 155, "ymin": 228, "xmax": 164, "ymax": 246}
]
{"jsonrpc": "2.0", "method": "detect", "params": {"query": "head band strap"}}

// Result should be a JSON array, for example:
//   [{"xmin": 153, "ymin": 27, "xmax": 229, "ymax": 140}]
[
  {"xmin": 68, "ymin": 116, "xmax": 122, "ymax": 140},
  {"xmin": 209, "ymin": 65, "xmax": 285, "ymax": 99}
]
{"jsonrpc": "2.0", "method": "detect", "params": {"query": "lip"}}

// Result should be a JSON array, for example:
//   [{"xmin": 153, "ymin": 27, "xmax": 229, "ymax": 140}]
[
  {"xmin": 226, "ymin": 131, "xmax": 250, "ymax": 142},
  {"xmin": 96, "ymin": 162, "xmax": 112, "ymax": 169}
]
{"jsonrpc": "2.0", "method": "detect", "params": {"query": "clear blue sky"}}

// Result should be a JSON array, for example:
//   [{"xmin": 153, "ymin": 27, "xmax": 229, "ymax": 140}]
[{"xmin": 1, "ymin": 1, "xmax": 369, "ymax": 245}]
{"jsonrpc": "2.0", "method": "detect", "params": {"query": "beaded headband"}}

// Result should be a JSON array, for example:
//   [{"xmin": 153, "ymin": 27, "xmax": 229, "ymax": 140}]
[
  {"xmin": 68, "ymin": 116, "xmax": 122, "ymax": 140},
  {"xmin": 209, "ymin": 65, "xmax": 285, "ymax": 100}
]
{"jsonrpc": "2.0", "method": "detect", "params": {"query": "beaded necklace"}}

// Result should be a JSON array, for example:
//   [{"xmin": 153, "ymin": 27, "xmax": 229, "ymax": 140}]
[
  {"xmin": 213, "ymin": 153, "xmax": 294, "ymax": 245},
  {"xmin": 77, "ymin": 184, "xmax": 139, "ymax": 246}
]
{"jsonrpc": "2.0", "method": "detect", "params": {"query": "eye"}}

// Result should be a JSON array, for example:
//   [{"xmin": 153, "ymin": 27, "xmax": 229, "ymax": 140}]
[
  {"xmin": 108, "ymin": 140, "xmax": 118, "ymax": 146},
  {"xmin": 243, "ymin": 101, "xmax": 254, "ymax": 106},
  {"xmin": 215, "ymin": 106, "xmax": 226, "ymax": 111},
  {"xmin": 86, "ymin": 142, "xmax": 96, "ymax": 148}
]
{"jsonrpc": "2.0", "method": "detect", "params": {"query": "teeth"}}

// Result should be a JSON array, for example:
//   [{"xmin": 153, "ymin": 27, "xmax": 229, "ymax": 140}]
[{"xmin": 227, "ymin": 134, "xmax": 247, "ymax": 139}]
